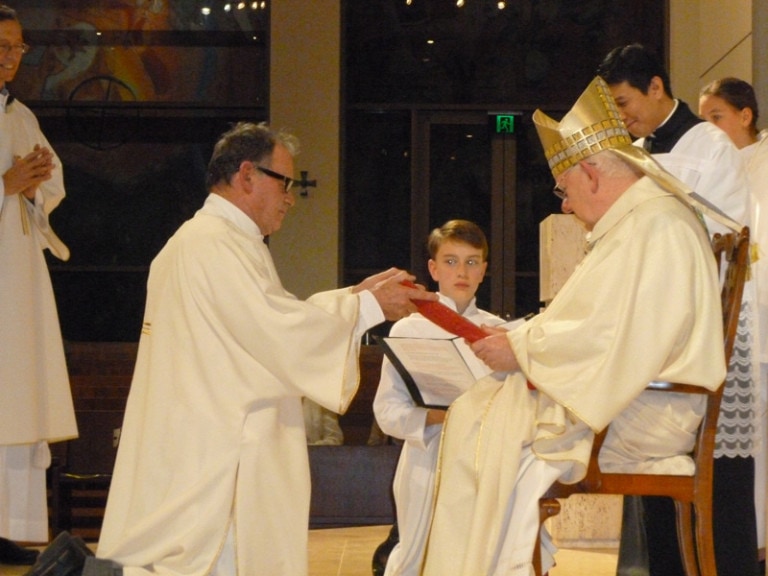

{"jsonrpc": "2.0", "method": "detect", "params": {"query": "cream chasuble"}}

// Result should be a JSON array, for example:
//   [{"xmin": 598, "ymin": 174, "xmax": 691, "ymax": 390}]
[
  {"xmin": 421, "ymin": 178, "xmax": 726, "ymax": 576},
  {"xmin": 97, "ymin": 195, "xmax": 367, "ymax": 576}
]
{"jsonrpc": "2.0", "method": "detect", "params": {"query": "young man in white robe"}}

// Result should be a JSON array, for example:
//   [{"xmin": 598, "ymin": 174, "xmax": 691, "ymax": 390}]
[
  {"xmin": 0, "ymin": 4, "xmax": 77, "ymax": 566},
  {"xmin": 418, "ymin": 76, "xmax": 738, "ymax": 576},
  {"xmin": 25, "ymin": 122, "xmax": 436, "ymax": 576},
  {"xmin": 373, "ymin": 219, "xmax": 503, "ymax": 576}
]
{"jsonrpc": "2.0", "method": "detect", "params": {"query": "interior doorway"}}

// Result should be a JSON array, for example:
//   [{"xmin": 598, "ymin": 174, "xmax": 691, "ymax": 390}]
[{"xmin": 411, "ymin": 110, "xmax": 518, "ymax": 318}]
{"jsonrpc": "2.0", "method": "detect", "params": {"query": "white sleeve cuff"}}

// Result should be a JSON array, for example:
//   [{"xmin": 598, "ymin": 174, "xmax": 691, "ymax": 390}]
[{"xmin": 357, "ymin": 289, "xmax": 386, "ymax": 334}]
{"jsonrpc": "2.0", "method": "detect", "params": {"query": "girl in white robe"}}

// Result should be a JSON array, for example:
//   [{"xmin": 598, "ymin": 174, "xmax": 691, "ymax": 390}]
[{"xmin": 700, "ymin": 76, "xmax": 768, "ymax": 568}]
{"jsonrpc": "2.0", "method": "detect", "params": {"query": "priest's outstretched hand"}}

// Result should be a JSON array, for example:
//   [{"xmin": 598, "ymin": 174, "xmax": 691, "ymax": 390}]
[{"xmin": 352, "ymin": 267, "xmax": 436, "ymax": 321}]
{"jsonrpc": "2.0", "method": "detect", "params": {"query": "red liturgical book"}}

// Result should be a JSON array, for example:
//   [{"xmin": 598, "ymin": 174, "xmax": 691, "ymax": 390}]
[{"xmin": 401, "ymin": 280, "xmax": 488, "ymax": 342}]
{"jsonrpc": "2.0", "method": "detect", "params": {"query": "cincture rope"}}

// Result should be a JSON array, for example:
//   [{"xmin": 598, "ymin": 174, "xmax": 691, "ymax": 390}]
[{"xmin": 19, "ymin": 193, "xmax": 29, "ymax": 235}]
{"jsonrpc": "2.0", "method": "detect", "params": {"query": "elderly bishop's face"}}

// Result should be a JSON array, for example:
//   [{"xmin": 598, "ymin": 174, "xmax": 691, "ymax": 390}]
[{"xmin": 555, "ymin": 162, "xmax": 604, "ymax": 230}]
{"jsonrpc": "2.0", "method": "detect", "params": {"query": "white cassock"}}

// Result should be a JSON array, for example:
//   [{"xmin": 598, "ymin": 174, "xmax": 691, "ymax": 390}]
[
  {"xmin": 0, "ymin": 95, "xmax": 75, "ymax": 542},
  {"xmin": 96, "ymin": 194, "xmax": 383, "ymax": 576},
  {"xmin": 421, "ymin": 178, "xmax": 725, "ymax": 576},
  {"xmin": 373, "ymin": 294, "xmax": 501, "ymax": 576}
]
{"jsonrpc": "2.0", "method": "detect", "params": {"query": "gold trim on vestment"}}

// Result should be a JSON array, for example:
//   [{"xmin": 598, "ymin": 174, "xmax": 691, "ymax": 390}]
[{"xmin": 474, "ymin": 383, "xmax": 504, "ymax": 487}]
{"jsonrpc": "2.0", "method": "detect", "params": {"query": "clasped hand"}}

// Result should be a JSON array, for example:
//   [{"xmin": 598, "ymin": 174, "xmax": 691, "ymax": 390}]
[{"xmin": 3, "ymin": 144, "xmax": 55, "ymax": 199}]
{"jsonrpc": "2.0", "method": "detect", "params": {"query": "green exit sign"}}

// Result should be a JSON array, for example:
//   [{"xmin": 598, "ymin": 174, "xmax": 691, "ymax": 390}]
[{"xmin": 490, "ymin": 113, "xmax": 519, "ymax": 134}]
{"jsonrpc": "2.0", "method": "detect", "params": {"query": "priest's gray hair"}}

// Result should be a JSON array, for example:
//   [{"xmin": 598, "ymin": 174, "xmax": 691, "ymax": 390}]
[{"xmin": 205, "ymin": 122, "xmax": 300, "ymax": 190}]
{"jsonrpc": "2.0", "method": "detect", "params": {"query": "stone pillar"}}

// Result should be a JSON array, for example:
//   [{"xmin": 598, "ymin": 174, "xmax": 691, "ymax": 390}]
[{"xmin": 269, "ymin": 0, "xmax": 341, "ymax": 298}]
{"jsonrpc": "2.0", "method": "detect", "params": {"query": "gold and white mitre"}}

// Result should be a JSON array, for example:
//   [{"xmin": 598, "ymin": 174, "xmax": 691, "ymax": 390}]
[{"xmin": 532, "ymin": 76, "xmax": 742, "ymax": 233}]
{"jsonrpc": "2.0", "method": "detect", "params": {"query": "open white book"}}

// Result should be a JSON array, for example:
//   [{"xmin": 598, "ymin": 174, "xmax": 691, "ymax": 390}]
[{"xmin": 378, "ymin": 317, "xmax": 528, "ymax": 409}]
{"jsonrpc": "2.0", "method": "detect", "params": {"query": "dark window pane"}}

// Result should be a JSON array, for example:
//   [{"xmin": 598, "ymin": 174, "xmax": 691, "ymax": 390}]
[
  {"xmin": 428, "ymin": 123, "xmax": 491, "ymax": 236},
  {"xmin": 345, "ymin": 0, "xmax": 665, "ymax": 106},
  {"xmin": 43, "ymin": 114, "xmax": 265, "ymax": 341},
  {"xmin": 343, "ymin": 110, "xmax": 412, "ymax": 280}
]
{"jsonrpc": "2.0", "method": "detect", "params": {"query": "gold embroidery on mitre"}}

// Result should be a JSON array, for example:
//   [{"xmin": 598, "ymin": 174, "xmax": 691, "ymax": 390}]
[{"xmin": 533, "ymin": 76, "xmax": 633, "ymax": 178}]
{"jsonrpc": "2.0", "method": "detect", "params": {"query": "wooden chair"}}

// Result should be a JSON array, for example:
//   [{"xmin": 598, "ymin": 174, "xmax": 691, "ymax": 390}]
[{"xmin": 534, "ymin": 226, "xmax": 751, "ymax": 576}]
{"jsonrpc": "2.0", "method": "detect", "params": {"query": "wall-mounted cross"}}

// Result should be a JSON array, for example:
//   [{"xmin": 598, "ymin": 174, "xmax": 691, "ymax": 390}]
[{"xmin": 296, "ymin": 170, "xmax": 317, "ymax": 197}]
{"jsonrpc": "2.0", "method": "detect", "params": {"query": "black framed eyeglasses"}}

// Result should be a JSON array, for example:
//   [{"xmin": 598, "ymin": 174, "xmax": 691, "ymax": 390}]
[{"xmin": 257, "ymin": 166, "xmax": 294, "ymax": 192}]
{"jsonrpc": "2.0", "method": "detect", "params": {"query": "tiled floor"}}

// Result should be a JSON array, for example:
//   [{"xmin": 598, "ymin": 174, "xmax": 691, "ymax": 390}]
[
  {"xmin": 307, "ymin": 525, "xmax": 618, "ymax": 575},
  {"xmin": 2, "ymin": 526, "xmax": 618, "ymax": 575}
]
